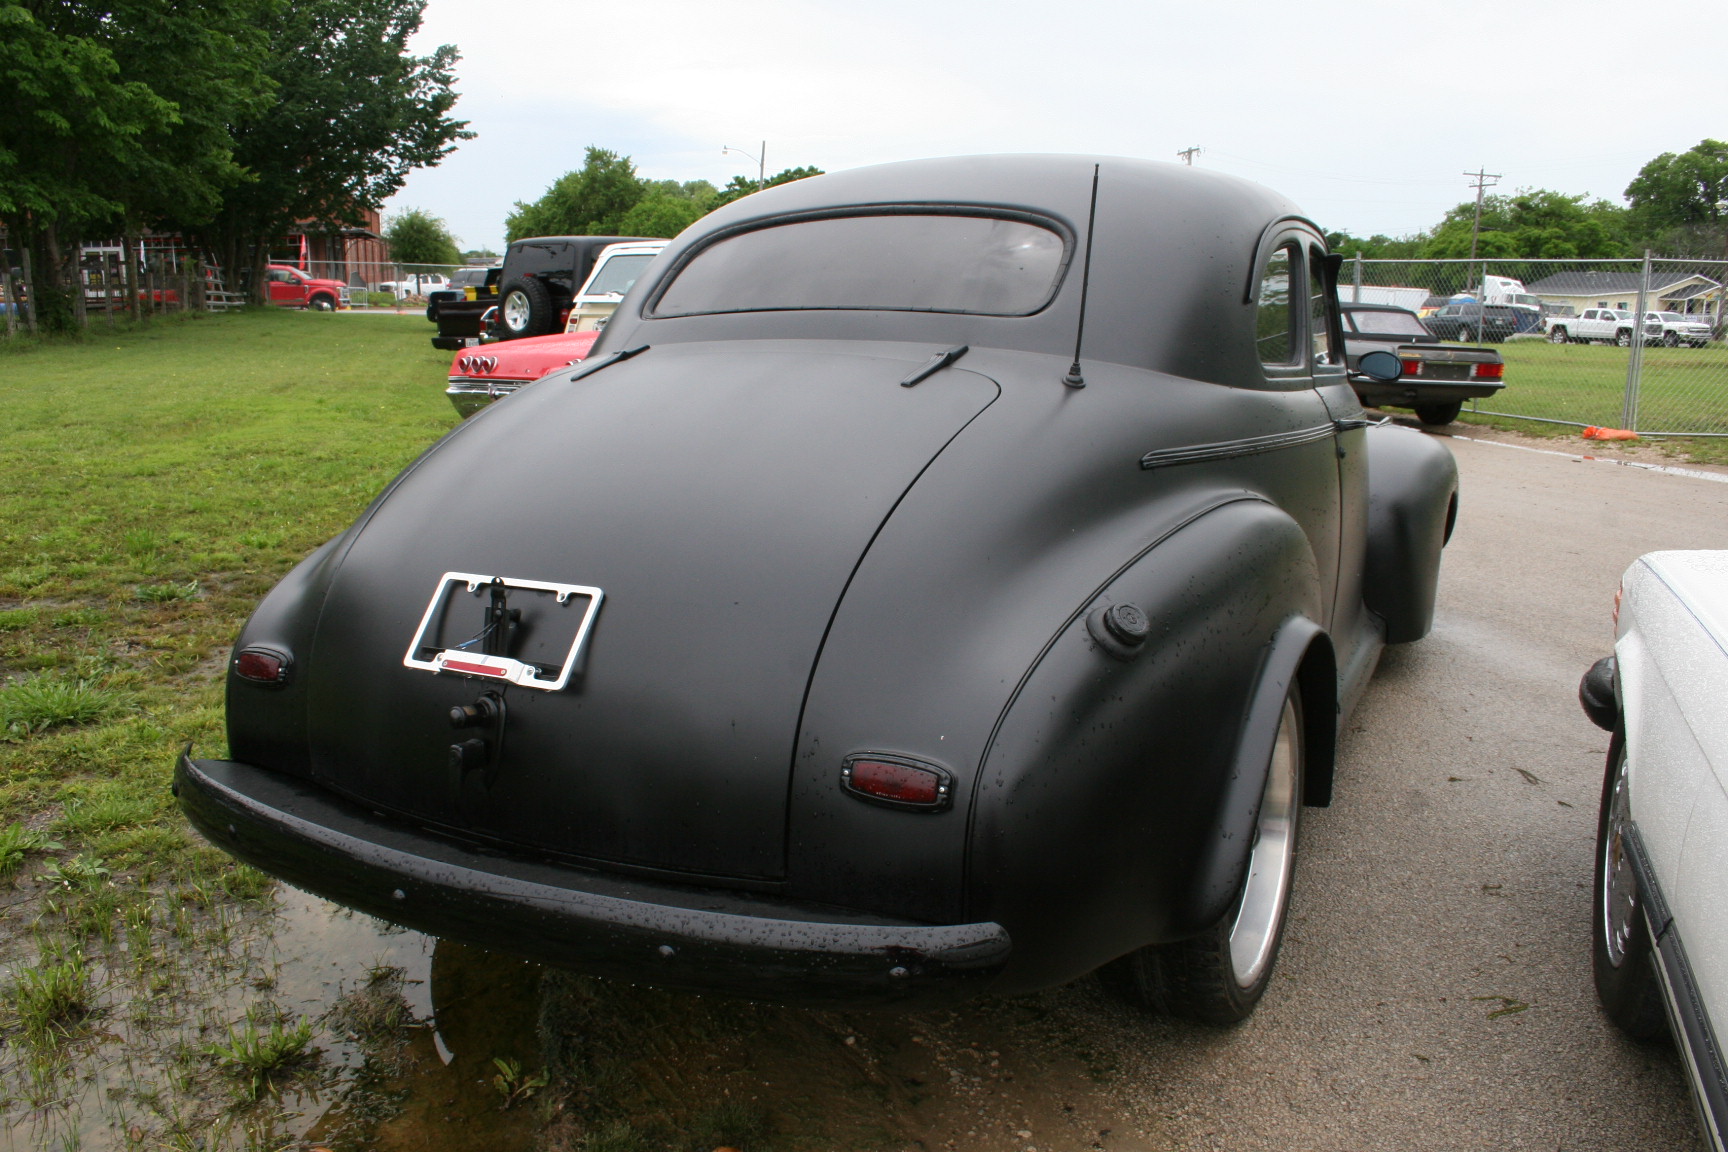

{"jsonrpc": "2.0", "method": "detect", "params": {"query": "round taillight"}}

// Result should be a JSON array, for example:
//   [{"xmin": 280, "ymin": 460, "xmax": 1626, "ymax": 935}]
[
  {"xmin": 234, "ymin": 646, "xmax": 291, "ymax": 685},
  {"xmin": 841, "ymin": 754, "xmax": 953, "ymax": 811}
]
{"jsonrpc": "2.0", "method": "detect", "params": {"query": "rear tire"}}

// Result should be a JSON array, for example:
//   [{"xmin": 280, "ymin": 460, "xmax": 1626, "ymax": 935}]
[
  {"xmin": 1592, "ymin": 732, "xmax": 1668, "ymax": 1041},
  {"xmin": 1415, "ymin": 401, "xmax": 1463, "ymax": 426},
  {"xmin": 1100, "ymin": 687, "xmax": 1304, "ymax": 1025},
  {"xmin": 1548, "ymin": 327, "xmax": 1569, "ymax": 344},
  {"xmin": 1457, "ymin": 327, "xmax": 1476, "ymax": 343},
  {"xmin": 498, "ymin": 277, "xmax": 556, "ymax": 339},
  {"xmin": 1615, "ymin": 329, "xmax": 1633, "ymax": 347}
]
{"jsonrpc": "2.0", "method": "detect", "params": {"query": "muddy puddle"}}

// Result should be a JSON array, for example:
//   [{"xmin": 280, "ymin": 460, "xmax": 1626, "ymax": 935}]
[{"xmin": 1, "ymin": 880, "xmax": 1171, "ymax": 1152}]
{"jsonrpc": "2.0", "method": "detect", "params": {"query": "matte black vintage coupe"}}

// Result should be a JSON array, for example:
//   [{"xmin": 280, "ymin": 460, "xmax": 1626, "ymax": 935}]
[{"xmin": 178, "ymin": 155, "xmax": 1458, "ymax": 1022}]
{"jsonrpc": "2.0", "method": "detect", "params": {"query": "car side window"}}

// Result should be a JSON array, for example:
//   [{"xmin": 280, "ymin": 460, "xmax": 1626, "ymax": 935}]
[
  {"xmin": 1307, "ymin": 244, "xmax": 1340, "ymax": 367},
  {"xmin": 1256, "ymin": 243, "xmax": 1299, "ymax": 367}
]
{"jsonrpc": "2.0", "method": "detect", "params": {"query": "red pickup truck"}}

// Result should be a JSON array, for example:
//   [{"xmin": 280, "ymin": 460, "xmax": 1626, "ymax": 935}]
[{"xmin": 265, "ymin": 265, "xmax": 349, "ymax": 311}]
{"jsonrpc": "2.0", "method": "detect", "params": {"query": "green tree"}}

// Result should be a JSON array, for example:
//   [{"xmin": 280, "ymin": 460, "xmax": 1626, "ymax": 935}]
[
  {"xmin": 385, "ymin": 207, "xmax": 460, "ymax": 270},
  {"xmin": 505, "ymin": 148, "xmax": 644, "ymax": 240},
  {"xmin": 199, "ymin": 0, "xmax": 471, "ymax": 301},
  {"xmin": 618, "ymin": 194, "xmax": 707, "ymax": 239},
  {"xmin": 1324, "ymin": 231, "xmax": 1427, "ymax": 260},
  {"xmin": 710, "ymin": 166, "xmax": 825, "ymax": 210},
  {"xmin": 1624, "ymin": 140, "xmax": 1728, "ymax": 257},
  {"xmin": 1419, "ymin": 190, "xmax": 1629, "ymax": 260},
  {"xmin": 0, "ymin": 0, "xmax": 269, "ymax": 330}
]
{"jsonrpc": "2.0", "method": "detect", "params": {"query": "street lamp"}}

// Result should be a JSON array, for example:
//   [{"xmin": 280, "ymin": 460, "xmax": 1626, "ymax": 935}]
[{"xmin": 722, "ymin": 141, "xmax": 766, "ymax": 191}]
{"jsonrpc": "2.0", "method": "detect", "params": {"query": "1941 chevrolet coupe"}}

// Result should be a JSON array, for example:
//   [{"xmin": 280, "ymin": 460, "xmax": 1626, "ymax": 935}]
[{"xmin": 177, "ymin": 155, "xmax": 1458, "ymax": 1022}]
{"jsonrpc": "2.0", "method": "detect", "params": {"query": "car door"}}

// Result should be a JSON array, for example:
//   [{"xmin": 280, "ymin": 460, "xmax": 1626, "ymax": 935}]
[
  {"xmin": 1245, "ymin": 231, "xmax": 1345, "ymax": 628},
  {"xmin": 265, "ymin": 267, "xmax": 299, "ymax": 306}
]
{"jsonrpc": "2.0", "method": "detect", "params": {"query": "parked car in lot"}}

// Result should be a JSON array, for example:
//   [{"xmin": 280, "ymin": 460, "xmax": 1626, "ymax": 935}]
[
  {"xmin": 445, "ymin": 241, "xmax": 668, "ymax": 416},
  {"xmin": 1547, "ymin": 307, "xmax": 1636, "ymax": 346},
  {"xmin": 1640, "ymin": 311, "xmax": 1714, "ymax": 348},
  {"xmin": 1580, "ymin": 551, "xmax": 1728, "ymax": 1152},
  {"xmin": 374, "ymin": 273, "xmax": 450, "ymax": 299},
  {"xmin": 179, "ymin": 155, "xmax": 1459, "ymax": 1018},
  {"xmin": 426, "ymin": 236, "xmax": 654, "ymax": 350},
  {"xmin": 265, "ymin": 264, "xmax": 348, "ymax": 311},
  {"xmin": 1424, "ymin": 300, "xmax": 1519, "ymax": 343},
  {"xmin": 1339, "ymin": 303, "xmax": 1505, "ymax": 425}
]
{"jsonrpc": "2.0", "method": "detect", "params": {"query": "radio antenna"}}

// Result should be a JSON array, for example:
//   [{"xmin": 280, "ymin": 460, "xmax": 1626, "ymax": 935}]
[{"xmin": 1063, "ymin": 164, "xmax": 1101, "ymax": 389}]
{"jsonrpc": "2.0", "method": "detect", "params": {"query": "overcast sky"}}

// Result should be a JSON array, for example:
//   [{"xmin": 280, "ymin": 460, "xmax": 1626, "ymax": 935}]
[{"xmin": 383, "ymin": 0, "xmax": 1728, "ymax": 253}]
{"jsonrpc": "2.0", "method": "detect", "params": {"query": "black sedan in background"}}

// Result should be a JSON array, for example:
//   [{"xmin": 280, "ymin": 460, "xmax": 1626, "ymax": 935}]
[
  {"xmin": 178, "ymin": 155, "xmax": 1458, "ymax": 1021},
  {"xmin": 1342, "ymin": 303, "xmax": 1506, "ymax": 425}
]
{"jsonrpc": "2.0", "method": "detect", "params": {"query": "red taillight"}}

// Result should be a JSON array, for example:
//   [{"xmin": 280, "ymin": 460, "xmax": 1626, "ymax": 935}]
[
  {"xmin": 234, "ymin": 647, "xmax": 290, "ymax": 684},
  {"xmin": 1472, "ymin": 361, "xmax": 1505, "ymax": 380},
  {"xmin": 841, "ymin": 755, "xmax": 952, "ymax": 810},
  {"xmin": 1400, "ymin": 358, "xmax": 1422, "ymax": 376}
]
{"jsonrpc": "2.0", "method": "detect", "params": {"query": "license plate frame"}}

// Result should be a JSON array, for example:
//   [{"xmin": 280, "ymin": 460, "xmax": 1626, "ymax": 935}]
[{"xmin": 401, "ymin": 571, "xmax": 604, "ymax": 691}]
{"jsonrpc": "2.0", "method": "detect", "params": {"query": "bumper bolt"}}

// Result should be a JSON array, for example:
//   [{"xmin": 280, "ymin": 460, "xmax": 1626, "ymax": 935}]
[
  {"xmin": 657, "ymin": 945, "xmax": 676, "ymax": 958},
  {"xmin": 888, "ymin": 966, "xmax": 910, "ymax": 979}
]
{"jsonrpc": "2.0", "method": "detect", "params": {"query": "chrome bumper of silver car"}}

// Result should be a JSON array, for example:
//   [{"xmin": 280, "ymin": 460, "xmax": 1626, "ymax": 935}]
[
  {"xmin": 174, "ymin": 754, "xmax": 1011, "ymax": 1006},
  {"xmin": 446, "ymin": 377, "xmax": 525, "ymax": 417}
]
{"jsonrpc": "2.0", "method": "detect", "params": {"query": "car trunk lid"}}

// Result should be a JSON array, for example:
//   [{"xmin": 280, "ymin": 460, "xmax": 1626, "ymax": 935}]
[{"xmin": 304, "ymin": 342, "xmax": 998, "ymax": 880}]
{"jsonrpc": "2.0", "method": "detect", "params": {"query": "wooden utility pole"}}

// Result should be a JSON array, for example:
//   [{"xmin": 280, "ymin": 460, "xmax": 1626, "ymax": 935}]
[
  {"xmin": 1464, "ymin": 168, "xmax": 1501, "ymax": 263},
  {"xmin": 1176, "ymin": 146, "xmax": 1202, "ymax": 166}
]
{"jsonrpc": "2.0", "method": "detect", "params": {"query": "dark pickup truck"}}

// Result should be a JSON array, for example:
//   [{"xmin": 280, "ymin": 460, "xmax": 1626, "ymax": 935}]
[
  {"xmin": 1341, "ymin": 303, "xmax": 1505, "ymax": 425},
  {"xmin": 426, "ymin": 235, "xmax": 651, "ymax": 350}
]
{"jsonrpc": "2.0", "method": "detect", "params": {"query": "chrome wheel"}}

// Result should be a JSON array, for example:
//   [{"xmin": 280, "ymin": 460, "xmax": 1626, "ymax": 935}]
[
  {"xmin": 1229, "ymin": 696, "xmax": 1300, "ymax": 989},
  {"xmin": 1600, "ymin": 749, "xmax": 1638, "ymax": 967},
  {"xmin": 503, "ymin": 290, "xmax": 530, "ymax": 332}
]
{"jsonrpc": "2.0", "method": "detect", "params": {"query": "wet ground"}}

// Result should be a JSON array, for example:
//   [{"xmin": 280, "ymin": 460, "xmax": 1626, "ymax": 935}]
[{"xmin": 6, "ymin": 426, "xmax": 1728, "ymax": 1151}]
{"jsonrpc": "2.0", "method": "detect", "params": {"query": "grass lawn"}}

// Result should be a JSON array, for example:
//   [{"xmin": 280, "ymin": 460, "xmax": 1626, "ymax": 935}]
[
  {"xmin": 0, "ymin": 308, "xmax": 456, "ymax": 1145},
  {"xmin": 1455, "ymin": 338, "xmax": 1728, "ymax": 466},
  {"xmin": 1, "ymin": 308, "xmax": 453, "ymax": 833}
]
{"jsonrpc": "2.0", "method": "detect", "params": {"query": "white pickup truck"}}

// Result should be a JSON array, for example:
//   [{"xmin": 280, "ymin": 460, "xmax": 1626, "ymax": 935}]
[
  {"xmin": 1637, "ymin": 311, "xmax": 1714, "ymax": 347},
  {"xmin": 1546, "ymin": 308, "xmax": 1635, "ymax": 346}
]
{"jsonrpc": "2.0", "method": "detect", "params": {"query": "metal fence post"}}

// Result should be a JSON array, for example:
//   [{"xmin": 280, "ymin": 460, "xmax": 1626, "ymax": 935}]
[
  {"xmin": 1621, "ymin": 249, "xmax": 1651, "ymax": 431},
  {"xmin": 20, "ymin": 246, "xmax": 37, "ymax": 333},
  {"xmin": 1352, "ymin": 253, "xmax": 1362, "ymax": 303}
]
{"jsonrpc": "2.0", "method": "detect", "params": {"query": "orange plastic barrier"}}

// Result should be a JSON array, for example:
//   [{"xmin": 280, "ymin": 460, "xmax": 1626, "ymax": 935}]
[{"xmin": 1582, "ymin": 426, "xmax": 1639, "ymax": 441}]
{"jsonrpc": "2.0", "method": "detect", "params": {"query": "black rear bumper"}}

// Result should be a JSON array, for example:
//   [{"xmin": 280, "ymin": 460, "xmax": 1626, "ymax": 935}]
[{"xmin": 174, "ymin": 754, "xmax": 1010, "ymax": 1006}]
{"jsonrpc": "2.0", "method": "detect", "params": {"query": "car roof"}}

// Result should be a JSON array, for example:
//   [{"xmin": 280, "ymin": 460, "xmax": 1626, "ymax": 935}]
[
  {"xmin": 599, "ymin": 154, "xmax": 1314, "ymax": 384},
  {"xmin": 1340, "ymin": 303, "xmax": 1420, "ymax": 315}
]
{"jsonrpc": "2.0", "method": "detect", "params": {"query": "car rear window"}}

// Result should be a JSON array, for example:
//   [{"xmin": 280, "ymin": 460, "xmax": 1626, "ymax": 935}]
[
  {"xmin": 650, "ymin": 214, "xmax": 1067, "ymax": 318},
  {"xmin": 1346, "ymin": 310, "xmax": 1430, "ymax": 337}
]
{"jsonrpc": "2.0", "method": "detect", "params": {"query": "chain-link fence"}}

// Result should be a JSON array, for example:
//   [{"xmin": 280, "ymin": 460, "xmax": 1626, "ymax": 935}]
[
  {"xmin": 0, "ymin": 255, "xmax": 493, "ymax": 334},
  {"xmin": 1346, "ymin": 257, "xmax": 1728, "ymax": 437},
  {"xmin": 297, "ymin": 260, "xmax": 491, "ymax": 309}
]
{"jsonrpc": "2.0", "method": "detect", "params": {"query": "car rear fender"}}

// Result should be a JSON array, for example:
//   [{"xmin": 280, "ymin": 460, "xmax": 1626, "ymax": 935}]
[
  {"xmin": 1363, "ymin": 424, "xmax": 1458, "ymax": 643},
  {"xmin": 965, "ymin": 497, "xmax": 1333, "ymax": 992},
  {"xmin": 224, "ymin": 535, "xmax": 346, "ymax": 777}
]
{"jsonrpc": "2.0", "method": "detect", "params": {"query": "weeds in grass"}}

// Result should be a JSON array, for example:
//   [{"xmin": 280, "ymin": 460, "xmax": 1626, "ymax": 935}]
[
  {"xmin": 491, "ymin": 1056, "xmax": 550, "ymax": 1110},
  {"xmin": 39, "ymin": 853, "xmax": 112, "ymax": 890},
  {"xmin": 324, "ymin": 965, "xmax": 415, "ymax": 1043},
  {"xmin": 134, "ymin": 580, "xmax": 200, "ymax": 603},
  {"xmin": 0, "ymin": 821, "xmax": 62, "ymax": 877},
  {"xmin": 52, "ymin": 607, "xmax": 107, "ymax": 628},
  {"xmin": 218, "ymin": 863, "xmax": 276, "ymax": 902},
  {"xmin": 1, "ymin": 672, "xmax": 119, "ymax": 737},
  {"xmin": 60, "ymin": 790, "xmax": 156, "ymax": 834},
  {"xmin": 205, "ymin": 1015, "xmax": 317, "ymax": 1099},
  {"xmin": 0, "ymin": 606, "xmax": 39, "ymax": 630},
  {"xmin": 690, "ymin": 1100, "xmax": 773, "ymax": 1150},
  {"xmin": 580, "ymin": 1121, "xmax": 660, "ymax": 1152},
  {"xmin": 12, "ymin": 949, "xmax": 97, "ymax": 1041}
]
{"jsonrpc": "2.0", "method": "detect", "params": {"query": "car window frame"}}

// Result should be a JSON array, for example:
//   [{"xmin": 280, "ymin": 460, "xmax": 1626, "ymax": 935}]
[
  {"xmin": 643, "ymin": 204, "xmax": 1077, "ymax": 321},
  {"xmin": 1245, "ymin": 217, "xmax": 1338, "ymax": 389}
]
